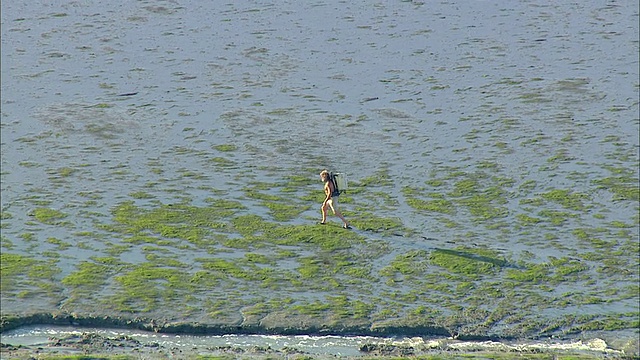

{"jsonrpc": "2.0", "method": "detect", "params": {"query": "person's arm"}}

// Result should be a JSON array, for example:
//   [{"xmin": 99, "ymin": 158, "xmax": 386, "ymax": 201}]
[{"xmin": 324, "ymin": 182, "xmax": 332, "ymax": 202}]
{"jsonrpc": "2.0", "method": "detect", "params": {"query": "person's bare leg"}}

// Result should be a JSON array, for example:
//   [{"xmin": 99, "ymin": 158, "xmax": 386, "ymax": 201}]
[
  {"xmin": 335, "ymin": 210, "xmax": 349, "ymax": 227},
  {"xmin": 329, "ymin": 202, "xmax": 349, "ymax": 227},
  {"xmin": 320, "ymin": 203, "xmax": 328, "ymax": 224}
]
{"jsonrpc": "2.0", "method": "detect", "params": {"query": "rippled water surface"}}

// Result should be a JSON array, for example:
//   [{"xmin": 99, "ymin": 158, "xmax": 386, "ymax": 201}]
[{"xmin": 1, "ymin": 0, "xmax": 639, "ymax": 347}]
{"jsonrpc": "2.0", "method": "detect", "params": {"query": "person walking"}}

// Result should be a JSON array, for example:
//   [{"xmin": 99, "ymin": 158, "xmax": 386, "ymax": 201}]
[{"xmin": 319, "ymin": 170, "xmax": 351, "ymax": 229}]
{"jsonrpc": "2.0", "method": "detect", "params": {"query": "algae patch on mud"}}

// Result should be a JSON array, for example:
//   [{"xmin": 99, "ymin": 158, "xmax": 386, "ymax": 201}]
[
  {"xmin": 1, "ymin": 0, "xmax": 638, "ymax": 353},
  {"xmin": 30, "ymin": 207, "xmax": 68, "ymax": 225},
  {"xmin": 36, "ymin": 179, "xmax": 400, "ymax": 324},
  {"xmin": 1, "ymin": 166, "xmax": 638, "ymax": 342}
]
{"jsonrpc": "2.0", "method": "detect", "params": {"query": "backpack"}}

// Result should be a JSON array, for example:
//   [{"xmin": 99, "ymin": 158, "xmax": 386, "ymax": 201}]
[{"xmin": 329, "ymin": 172, "xmax": 347, "ymax": 197}]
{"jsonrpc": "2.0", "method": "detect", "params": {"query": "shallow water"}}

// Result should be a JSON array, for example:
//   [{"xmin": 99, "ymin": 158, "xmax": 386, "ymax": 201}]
[{"xmin": 1, "ymin": 0, "xmax": 639, "ymax": 343}]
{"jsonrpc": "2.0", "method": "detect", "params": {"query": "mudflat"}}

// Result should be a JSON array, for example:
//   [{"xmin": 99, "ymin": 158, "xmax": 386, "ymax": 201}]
[{"xmin": 1, "ymin": 0, "xmax": 638, "ymax": 359}]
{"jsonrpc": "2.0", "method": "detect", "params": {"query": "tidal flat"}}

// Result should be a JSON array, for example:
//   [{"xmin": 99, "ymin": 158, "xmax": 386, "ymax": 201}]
[{"xmin": 1, "ymin": 0, "xmax": 639, "ymax": 358}]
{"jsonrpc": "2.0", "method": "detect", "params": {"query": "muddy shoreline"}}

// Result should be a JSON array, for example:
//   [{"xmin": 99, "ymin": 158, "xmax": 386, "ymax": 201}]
[
  {"xmin": 0, "ymin": 311, "xmax": 472, "ymax": 340},
  {"xmin": 0, "ymin": 313, "xmax": 639, "ymax": 359},
  {"xmin": 2, "ymin": 312, "xmax": 639, "ymax": 359}
]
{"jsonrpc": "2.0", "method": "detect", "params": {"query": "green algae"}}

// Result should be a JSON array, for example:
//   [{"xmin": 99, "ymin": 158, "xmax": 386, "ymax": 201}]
[
  {"xmin": 300, "ymin": 256, "xmax": 333, "ymax": 281},
  {"xmin": 61, "ymin": 261, "xmax": 114, "ymax": 291},
  {"xmin": 53, "ymin": 190, "xmax": 398, "ymax": 313},
  {"xmin": 548, "ymin": 257, "xmax": 589, "ymax": 279},
  {"xmin": 547, "ymin": 149, "xmax": 576, "ymax": 164},
  {"xmin": 458, "ymin": 193, "xmax": 508, "ymax": 221},
  {"xmin": 2, "ymin": 167, "xmax": 637, "ymax": 343},
  {"xmin": 403, "ymin": 187, "xmax": 456, "ymax": 214},
  {"xmin": 429, "ymin": 247, "xmax": 506, "ymax": 279},
  {"xmin": 537, "ymin": 209, "xmax": 577, "ymax": 226},
  {"xmin": 212, "ymin": 144, "xmax": 237, "ymax": 152},
  {"xmin": 504, "ymin": 257, "xmax": 591, "ymax": 285},
  {"xmin": 199, "ymin": 258, "xmax": 261, "ymax": 280},
  {"xmin": 358, "ymin": 169, "xmax": 394, "ymax": 187},
  {"xmin": 402, "ymin": 171, "xmax": 514, "ymax": 224},
  {"xmin": 1, "ymin": 253, "xmax": 37, "ymax": 291},
  {"xmin": 516, "ymin": 213, "xmax": 544, "ymax": 226},
  {"xmin": 349, "ymin": 211, "xmax": 408, "ymax": 235},
  {"xmin": 292, "ymin": 295, "xmax": 374, "ymax": 320},
  {"xmin": 129, "ymin": 191, "xmax": 155, "ymax": 199},
  {"xmin": 207, "ymin": 156, "xmax": 236, "ymax": 168},
  {"xmin": 539, "ymin": 189, "xmax": 589, "ymax": 211},
  {"xmin": 380, "ymin": 250, "xmax": 429, "ymax": 279},
  {"xmin": 1, "ymin": 253, "xmax": 60, "ymax": 295},
  {"xmin": 241, "ymin": 184, "xmax": 310, "ymax": 221},
  {"xmin": 264, "ymin": 201, "xmax": 307, "ymax": 221},
  {"xmin": 593, "ymin": 175, "xmax": 640, "ymax": 201},
  {"xmin": 0, "ymin": 210, "xmax": 12, "ymax": 221},
  {"xmin": 106, "ymin": 199, "xmax": 244, "ymax": 245},
  {"xmin": 46, "ymin": 237, "xmax": 71, "ymax": 250},
  {"xmin": 31, "ymin": 207, "xmax": 68, "ymax": 224},
  {"xmin": 265, "ymin": 223, "xmax": 361, "ymax": 251},
  {"xmin": 56, "ymin": 167, "xmax": 76, "ymax": 177},
  {"xmin": 111, "ymin": 262, "xmax": 195, "ymax": 313},
  {"xmin": 283, "ymin": 174, "xmax": 318, "ymax": 187}
]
